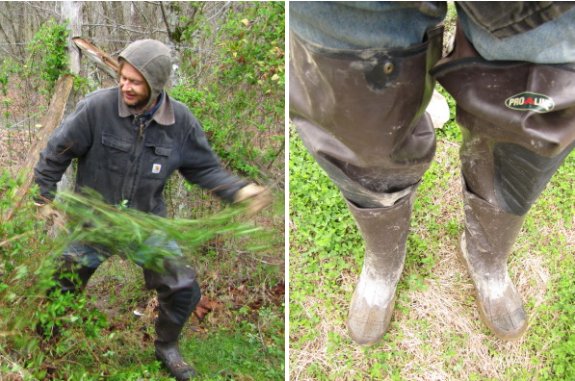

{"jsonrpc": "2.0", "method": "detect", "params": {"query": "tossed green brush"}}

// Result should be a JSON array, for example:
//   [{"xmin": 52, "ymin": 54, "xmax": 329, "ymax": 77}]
[{"xmin": 52, "ymin": 189, "xmax": 267, "ymax": 272}]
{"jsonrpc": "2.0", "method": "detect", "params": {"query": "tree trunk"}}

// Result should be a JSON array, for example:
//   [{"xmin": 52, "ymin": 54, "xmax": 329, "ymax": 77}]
[{"xmin": 61, "ymin": 1, "xmax": 83, "ymax": 75}]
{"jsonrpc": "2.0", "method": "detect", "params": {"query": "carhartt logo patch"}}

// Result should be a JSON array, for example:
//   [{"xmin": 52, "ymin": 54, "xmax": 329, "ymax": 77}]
[
  {"xmin": 152, "ymin": 163, "xmax": 162, "ymax": 174},
  {"xmin": 505, "ymin": 92, "xmax": 554, "ymax": 113}
]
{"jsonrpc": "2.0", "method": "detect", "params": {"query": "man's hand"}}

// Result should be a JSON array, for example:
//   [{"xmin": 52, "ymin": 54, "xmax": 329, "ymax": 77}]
[
  {"xmin": 234, "ymin": 183, "xmax": 272, "ymax": 216},
  {"xmin": 35, "ymin": 202, "xmax": 66, "ymax": 231}
]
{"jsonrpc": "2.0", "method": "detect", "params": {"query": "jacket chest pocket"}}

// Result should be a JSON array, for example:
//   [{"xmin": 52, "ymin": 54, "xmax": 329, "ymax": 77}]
[
  {"xmin": 141, "ymin": 143, "xmax": 173, "ymax": 180},
  {"xmin": 101, "ymin": 133, "xmax": 132, "ymax": 173}
]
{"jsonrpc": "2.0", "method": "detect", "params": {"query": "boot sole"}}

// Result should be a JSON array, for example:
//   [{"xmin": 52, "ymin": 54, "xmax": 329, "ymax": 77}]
[{"xmin": 457, "ymin": 233, "xmax": 527, "ymax": 341}]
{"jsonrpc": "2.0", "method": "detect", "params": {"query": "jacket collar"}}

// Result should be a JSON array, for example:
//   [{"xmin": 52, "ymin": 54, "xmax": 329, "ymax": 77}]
[{"xmin": 118, "ymin": 88, "xmax": 175, "ymax": 125}]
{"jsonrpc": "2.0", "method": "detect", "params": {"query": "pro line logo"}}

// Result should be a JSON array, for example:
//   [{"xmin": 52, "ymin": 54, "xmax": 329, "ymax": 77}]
[{"xmin": 505, "ymin": 92, "xmax": 555, "ymax": 113}]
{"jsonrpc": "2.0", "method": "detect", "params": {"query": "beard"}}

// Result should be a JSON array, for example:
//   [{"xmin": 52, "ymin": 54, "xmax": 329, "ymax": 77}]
[{"xmin": 123, "ymin": 92, "xmax": 150, "ymax": 113}]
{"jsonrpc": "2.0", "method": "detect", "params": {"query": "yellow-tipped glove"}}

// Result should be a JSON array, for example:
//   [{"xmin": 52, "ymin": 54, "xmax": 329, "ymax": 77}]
[
  {"xmin": 35, "ymin": 202, "xmax": 66, "ymax": 231},
  {"xmin": 234, "ymin": 183, "xmax": 272, "ymax": 216}
]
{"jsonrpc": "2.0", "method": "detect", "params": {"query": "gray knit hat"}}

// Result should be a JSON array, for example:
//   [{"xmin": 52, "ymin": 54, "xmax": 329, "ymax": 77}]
[{"xmin": 119, "ymin": 39, "xmax": 172, "ymax": 109}]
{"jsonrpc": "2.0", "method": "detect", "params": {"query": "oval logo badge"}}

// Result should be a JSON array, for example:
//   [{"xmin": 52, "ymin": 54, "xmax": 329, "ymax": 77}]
[{"xmin": 505, "ymin": 92, "xmax": 554, "ymax": 113}]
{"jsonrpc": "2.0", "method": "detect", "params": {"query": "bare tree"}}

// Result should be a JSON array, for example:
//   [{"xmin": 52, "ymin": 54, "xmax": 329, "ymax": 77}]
[{"xmin": 61, "ymin": 1, "xmax": 82, "ymax": 75}]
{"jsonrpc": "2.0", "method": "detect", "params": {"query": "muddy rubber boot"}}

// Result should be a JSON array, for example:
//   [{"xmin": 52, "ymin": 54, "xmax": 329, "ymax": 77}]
[
  {"xmin": 155, "ymin": 343, "xmax": 196, "ymax": 381},
  {"xmin": 346, "ymin": 190, "xmax": 416, "ymax": 345},
  {"xmin": 433, "ymin": 26, "xmax": 575, "ymax": 339},
  {"xmin": 459, "ymin": 187, "xmax": 527, "ymax": 339},
  {"xmin": 151, "ymin": 276, "xmax": 201, "ymax": 381},
  {"xmin": 155, "ymin": 319, "xmax": 196, "ymax": 380}
]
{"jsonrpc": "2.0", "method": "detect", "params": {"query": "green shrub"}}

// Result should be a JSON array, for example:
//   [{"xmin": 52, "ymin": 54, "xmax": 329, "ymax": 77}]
[{"xmin": 25, "ymin": 18, "xmax": 69, "ymax": 94}]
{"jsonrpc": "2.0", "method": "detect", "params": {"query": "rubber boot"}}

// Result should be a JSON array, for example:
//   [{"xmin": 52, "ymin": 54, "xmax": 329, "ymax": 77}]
[
  {"xmin": 151, "ymin": 277, "xmax": 201, "ymax": 381},
  {"xmin": 155, "ymin": 318, "xmax": 196, "ymax": 381},
  {"xmin": 433, "ymin": 26, "xmax": 575, "ymax": 339},
  {"xmin": 459, "ymin": 186, "xmax": 527, "ymax": 339},
  {"xmin": 346, "ymin": 189, "xmax": 416, "ymax": 345}
]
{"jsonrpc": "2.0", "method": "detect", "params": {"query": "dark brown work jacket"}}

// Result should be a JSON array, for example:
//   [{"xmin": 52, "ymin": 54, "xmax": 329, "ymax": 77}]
[{"xmin": 34, "ymin": 87, "xmax": 247, "ymax": 216}]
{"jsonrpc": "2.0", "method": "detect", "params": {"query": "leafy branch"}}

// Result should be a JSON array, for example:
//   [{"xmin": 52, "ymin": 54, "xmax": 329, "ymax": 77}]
[{"xmin": 53, "ymin": 189, "xmax": 266, "ymax": 272}]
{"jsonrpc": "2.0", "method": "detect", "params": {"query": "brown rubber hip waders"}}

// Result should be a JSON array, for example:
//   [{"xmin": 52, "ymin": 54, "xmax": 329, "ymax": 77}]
[
  {"xmin": 433, "ymin": 28, "xmax": 575, "ymax": 339},
  {"xmin": 290, "ymin": 26, "xmax": 444, "ymax": 344}
]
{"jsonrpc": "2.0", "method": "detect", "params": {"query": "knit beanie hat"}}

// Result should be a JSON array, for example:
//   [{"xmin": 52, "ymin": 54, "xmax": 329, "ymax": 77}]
[{"xmin": 119, "ymin": 39, "xmax": 172, "ymax": 110}]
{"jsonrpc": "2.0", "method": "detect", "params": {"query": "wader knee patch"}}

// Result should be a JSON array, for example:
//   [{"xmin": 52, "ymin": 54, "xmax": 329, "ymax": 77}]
[{"xmin": 494, "ymin": 142, "xmax": 573, "ymax": 215}]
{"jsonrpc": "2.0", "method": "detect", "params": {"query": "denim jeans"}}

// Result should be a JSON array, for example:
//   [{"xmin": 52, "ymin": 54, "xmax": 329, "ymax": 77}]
[
  {"xmin": 290, "ymin": 1, "xmax": 575, "ymax": 63},
  {"xmin": 62, "ymin": 234, "xmax": 184, "ymax": 270},
  {"xmin": 290, "ymin": 1, "xmax": 446, "ymax": 49}
]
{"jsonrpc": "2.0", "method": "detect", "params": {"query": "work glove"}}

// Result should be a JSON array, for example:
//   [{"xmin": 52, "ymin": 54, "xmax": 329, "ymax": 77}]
[
  {"xmin": 234, "ymin": 183, "xmax": 272, "ymax": 216},
  {"xmin": 35, "ymin": 201, "xmax": 66, "ymax": 231}
]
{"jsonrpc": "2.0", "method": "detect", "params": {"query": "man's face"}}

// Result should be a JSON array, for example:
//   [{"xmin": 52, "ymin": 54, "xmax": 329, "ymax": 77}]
[{"xmin": 119, "ymin": 62, "xmax": 150, "ymax": 110}]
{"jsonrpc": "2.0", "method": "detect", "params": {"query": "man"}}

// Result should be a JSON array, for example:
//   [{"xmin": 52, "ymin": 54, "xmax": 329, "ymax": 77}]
[
  {"xmin": 34, "ymin": 39, "xmax": 270, "ymax": 380},
  {"xmin": 290, "ymin": 1, "xmax": 575, "ymax": 345}
]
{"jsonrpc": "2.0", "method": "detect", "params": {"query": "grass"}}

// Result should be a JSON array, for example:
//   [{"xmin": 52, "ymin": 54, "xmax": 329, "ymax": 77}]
[{"xmin": 289, "ymin": 85, "xmax": 575, "ymax": 381}]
